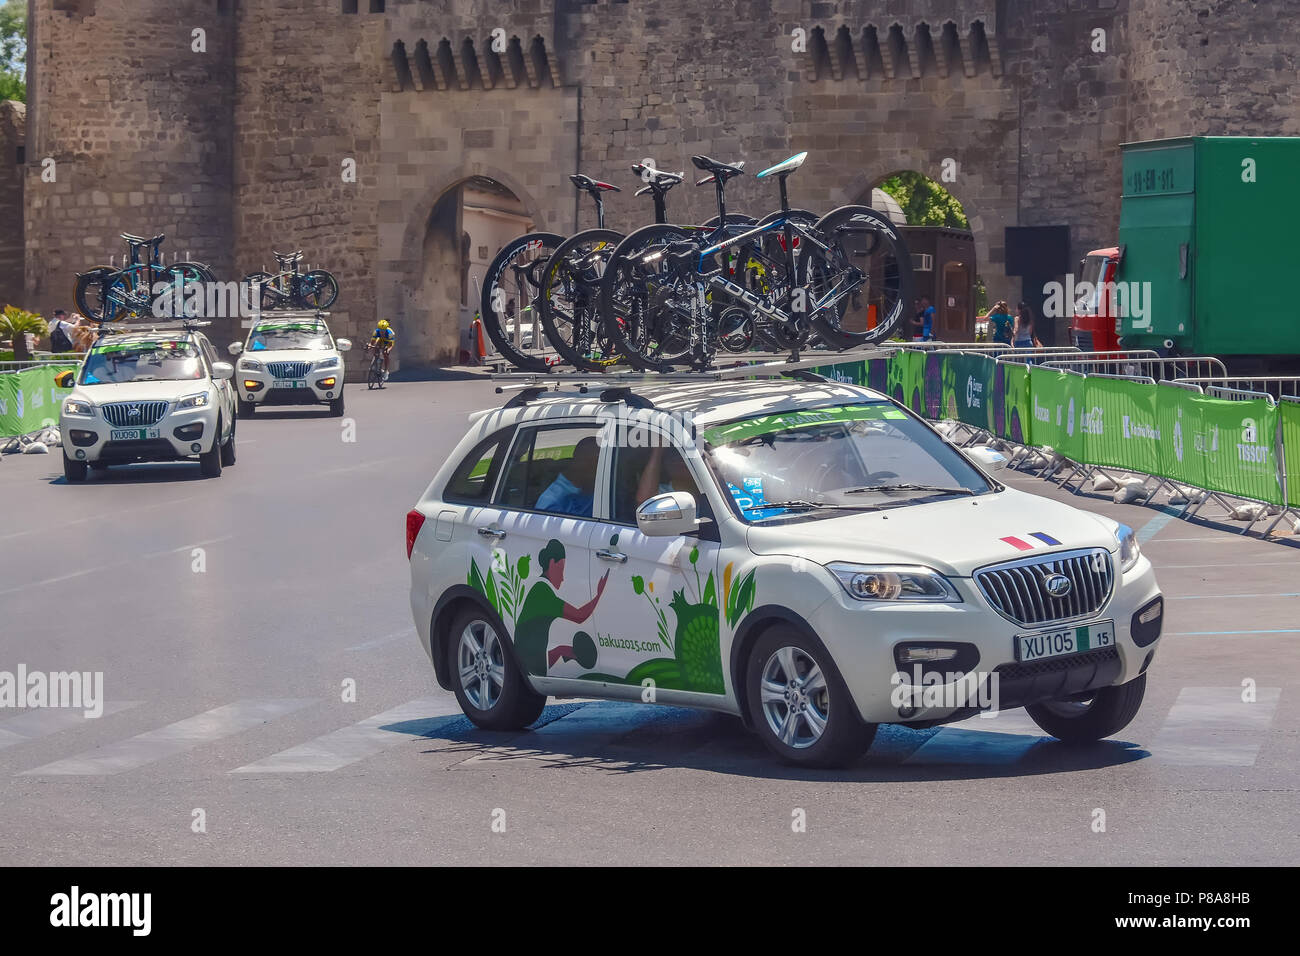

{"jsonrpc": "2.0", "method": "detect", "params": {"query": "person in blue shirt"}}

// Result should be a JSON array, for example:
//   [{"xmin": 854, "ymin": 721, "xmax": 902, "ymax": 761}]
[
  {"xmin": 535, "ymin": 437, "xmax": 600, "ymax": 517},
  {"xmin": 919, "ymin": 295, "xmax": 936, "ymax": 341}
]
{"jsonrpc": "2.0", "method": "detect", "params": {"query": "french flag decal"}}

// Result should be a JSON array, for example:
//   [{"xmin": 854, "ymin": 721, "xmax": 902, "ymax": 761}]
[{"xmin": 1000, "ymin": 532, "xmax": 1061, "ymax": 551}]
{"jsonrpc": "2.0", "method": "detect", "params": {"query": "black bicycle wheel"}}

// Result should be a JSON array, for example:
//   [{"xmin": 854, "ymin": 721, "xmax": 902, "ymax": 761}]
[
  {"xmin": 601, "ymin": 224, "xmax": 698, "ymax": 371},
  {"xmin": 73, "ymin": 267, "xmax": 118, "ymax": 322},
  {"xmin": 804, "ymin": 204, "xmax": 912, "ymax": 349},
  {"xmin": 538, "ymin": 228, "xmax": 626, "ymax": 372},
  {"xmin": 298, "ymin": 270, "xmax": 339, "ymax": 310},
  {"xmin": 481, "ymin": 232, "xmax": 565, "ymax": 371}
]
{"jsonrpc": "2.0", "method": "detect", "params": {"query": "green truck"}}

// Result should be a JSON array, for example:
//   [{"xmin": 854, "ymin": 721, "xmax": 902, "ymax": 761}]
[{"xmin": 1109, "ymin": 136, "xmax": 1300, "ymax": 372}]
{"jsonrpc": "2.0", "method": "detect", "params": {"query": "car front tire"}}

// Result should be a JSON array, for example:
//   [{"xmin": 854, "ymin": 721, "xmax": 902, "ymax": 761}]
[
  {"xmin": 745, "ymin": 625, "xmax": 876, "ymax": 768},
  {"xmin": 1025, "ymin": 673, "xmax": 1147, "ymax": 744},
  {"xmin": 219, "ymin": 423, "xmax": 236, "ymax": 466},
  {"xmin": 63, "ymin": 453, "xmax": 88, "ymax": 482},
  {"xmin": 237, "ymin": 399, "xmax": 255, "ymax": 418},
  {"xmin": 447, "ymin": 607, "xmax": 546, "ymax": 731},
  {"xmin": 199, "ymin": 421, "xmax": 224, "ymax": 478},
  {"xmin": 329, "ymin": 394, "xmax": 345, "ymax": 417}
]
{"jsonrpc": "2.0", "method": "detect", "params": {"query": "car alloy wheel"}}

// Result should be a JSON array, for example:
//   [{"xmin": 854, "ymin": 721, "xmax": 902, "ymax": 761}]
[
  {"xmin": 759, "ymin": 645, "xmax": 831, "ymax": 749},
  {"xmin": 457, "ymin": 618, "xmax": 506, "ymax": 711}
]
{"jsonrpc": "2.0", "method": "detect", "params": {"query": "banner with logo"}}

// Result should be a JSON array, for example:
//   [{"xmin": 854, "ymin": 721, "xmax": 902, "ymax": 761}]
[
  {"xmin": 1283, "ymin": 400, "xmax": 1300, "ymax": 508},
  {"xmin": 1024, "ymin": 367, "xmax": 1086, "ymax": 459},
  {"xmin": 939, "ymin": 353, "xmax": 994, "ymax": 429},
  {"xmin": 1195, "ymin": 396, "xmax": 1281, "ymax": 505},
  {"xmin": 0, "ymin": 365, "xmax": 75, "ymax": 438},
  {"xmin": 1082, "ymin": 375, "xmax": 1163, "ymax": 476},
  {"xmin": 1155, "ymin": 385, "xmax": 1207, "ymax": 490},
  {"xmin": 1000, "ymin": 362, "xmax": 1031, "ymax": 444}
]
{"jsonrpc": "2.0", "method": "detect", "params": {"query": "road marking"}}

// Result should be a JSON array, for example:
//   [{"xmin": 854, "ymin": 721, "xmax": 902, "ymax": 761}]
[
  {"xmin": 1137, "ymin": 507, "xmax": 1181, "ymax": 543},
  {"xmin": 346, "ymin": 628, "xmax": 415, "ymax": 652},
  {"xmin": 901, "ymin": 725, "xmax": 1045, "ymax": 765},
  {"xmin": 0, "ymin": 534, "xmax": 236, "ymax": 595},
  {"xmin": 1166, "ymin": 592, "xmax": 1300, "ymax": 601},
  {"xmin": 230, "ymin": 697, "xmax": 461, "ymax": 773},
  {"xmin": 1153, "ymin": 686, "xmax": 1280, "ymax": 766},
  {"xmin": 0, "ymin": 495, "xmax": 201, "ymax": 542},
  {"xmin": 0, "ymin": 702, "xmax": 142, "ymax": 751},
  {"xmin": 142, "ymin": 534, "xmax": 233, "ymax": 558},
  {"xmin": 19, "ymin": 699, "xmax": 315, "ymax": 775},
  {"xmin": 1154, "ymin": 561, "xmax": 1299, "ymax": 569}
]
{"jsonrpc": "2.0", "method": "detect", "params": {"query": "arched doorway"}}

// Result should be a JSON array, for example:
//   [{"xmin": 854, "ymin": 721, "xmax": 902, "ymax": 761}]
[
  {"xmin": 414, "ymin": 176, "xmax": 535, "ymax": 366},
  {"xmin": 860, "ymin": 172, "xmax": 978, "ymax": 341}
]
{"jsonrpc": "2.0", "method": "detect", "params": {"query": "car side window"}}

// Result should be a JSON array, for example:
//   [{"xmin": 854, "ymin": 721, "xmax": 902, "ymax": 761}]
[
  {"xmin": 445, "ymin": 427, "xmax": 513, "ymax": 504},
  {"xmin": 612, "ymin": 445, "xmax": 712, "ymax": 525},
  {"xmin": 497, "ymin": 424, "xmax": 602, "ymax": 518}
]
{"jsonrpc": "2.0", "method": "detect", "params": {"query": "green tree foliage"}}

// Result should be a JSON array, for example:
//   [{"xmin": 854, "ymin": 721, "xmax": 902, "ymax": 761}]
[
  {"xmin": 878, "ymin": 171, "xmax": 969, "ymax": 229},
  {"xmin": 0, "ymin": 0, "xmax": 25, "ymax": 103}
]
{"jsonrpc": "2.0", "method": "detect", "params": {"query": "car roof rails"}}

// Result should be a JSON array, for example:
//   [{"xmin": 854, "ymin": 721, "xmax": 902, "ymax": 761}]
[{"xmin": 93, "ymin": 317, "xmax": 212, "ymax": 339}]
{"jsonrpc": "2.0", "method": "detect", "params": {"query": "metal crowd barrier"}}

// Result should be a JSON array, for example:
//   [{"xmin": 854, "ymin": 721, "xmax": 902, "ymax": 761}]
[{"xmin": 1042, "ymin": 355, "xmax": 1227, "ymax": 381}]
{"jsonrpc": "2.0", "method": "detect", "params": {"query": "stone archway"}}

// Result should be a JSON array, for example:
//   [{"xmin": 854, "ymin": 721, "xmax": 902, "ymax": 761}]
[{"xmin": 383, "ymin": 164, "xmax": 549, "ymax": 368}]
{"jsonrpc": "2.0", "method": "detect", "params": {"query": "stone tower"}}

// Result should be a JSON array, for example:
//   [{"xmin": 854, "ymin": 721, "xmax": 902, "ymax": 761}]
[{"xmin": 22, "ymin": 0, "xmax": 237, "ymax": 315}]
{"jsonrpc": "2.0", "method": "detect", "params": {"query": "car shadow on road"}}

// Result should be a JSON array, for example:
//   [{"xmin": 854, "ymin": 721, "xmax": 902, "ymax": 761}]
[
  {"xmin": 44, "ymin": 462, "xmax": 210, "ymax": 484},
  {"xmin": 242, "ymin": 408, "xmax": 335, "ymax": 420},
  {"xmin": 390, "ymin": 703, "xmax": 1150, "ymax": 782}
]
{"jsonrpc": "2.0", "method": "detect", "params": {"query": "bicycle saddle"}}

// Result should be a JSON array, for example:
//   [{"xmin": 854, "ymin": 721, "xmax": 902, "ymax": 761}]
[
  {"xmin": 568, "ymin": 174, "xmax": 620, "ymax": 194},
  {"xmin": 755, "ymin": 151, "xmax": 808, "ymax": 179},
  {"xmin": 120, "ymin": 233, "xmax": 165, "ymax": 246},
  {"xmin": 691, "ymin": 155, "xmax": 746, "ymax": 184},
  {"xmin": 274, "ymin": 250, "xmax": 304, "ymax": 263},
  {"xmin": 631, "ymin": 164, "xmax": 684, "ymax": 195}
]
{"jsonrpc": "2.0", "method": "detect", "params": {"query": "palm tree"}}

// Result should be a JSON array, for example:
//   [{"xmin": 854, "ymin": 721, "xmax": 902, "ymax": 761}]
[{"xmin": 1, "ymin": 305, "xmax": 48, "ymax": 361}]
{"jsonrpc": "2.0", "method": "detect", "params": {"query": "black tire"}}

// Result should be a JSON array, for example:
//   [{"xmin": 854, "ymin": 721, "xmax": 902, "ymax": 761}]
[
  {"xmin": 804, "ymin": 204, "xmax": 913, "ymax": 349},
  {"xmin": 367, "ymin": 360, "xmax": 383, "ymax": 390},
  {"xmin": 601, "ymin": 223, "xmax": 698, "ymax": 371},
  {"xmin": 199, "ymin": 419, "xmax": 224, "ymax": 477},
  {"xmin": 744, "ymin": 625, "xmax": 876, "ymax": 768},
  {"xmin": 298, "ymin": 270, "xmax": 339, "ymax": 310},
  {"xmin": 89, "ymin": 461, "xmax": 111, "ymax": 472},
  {"xmin": 237, "ymin": 399, "xmax": 256, "ymax": 418},
  {"xmin": 447, "ymin": 607, "xmax": 546, "ymax": 731},
  {"xmin": 537, "ymin": 228, "xmax": 626, "ymax": 371},
  {"xmin": 63, "ymin": 453, "xmax": 88, "ymax": 482},
  {"xmin": 219, "ymin": 421, "xmax": 236, "ymax": 466},
  {"xmin": 1025, "ymin": 674, "xmax": 1147, "ymax": 744},
  {"xmin": 73, "ymin": 267, "xmax": 122, "ymax": 322},
  {"xmin": 481, "ymin": 232, "xmax": 565, "ymax": 371},
  {"xmin": 329, "ymin": 393, "xmax": 345, "ymax": 417}
]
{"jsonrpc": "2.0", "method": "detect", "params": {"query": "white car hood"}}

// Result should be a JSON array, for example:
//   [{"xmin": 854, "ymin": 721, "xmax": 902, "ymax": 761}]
[
  {"xmin": 239, "ymin": 349, "xmax": 336, "ymax": 365},
  {"xmin": 72, "ymin": 380, "xmax": 210, "ymax": 404},
  {"xmin": 745, "ymin": 487, "xmax": 1119, "ymax": 577}
]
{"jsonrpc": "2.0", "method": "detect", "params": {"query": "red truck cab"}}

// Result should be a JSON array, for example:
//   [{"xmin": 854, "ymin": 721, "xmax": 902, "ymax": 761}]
[{"xmin": 1070, "ymin": 247, "xmax": 1120, "ymax": 352}]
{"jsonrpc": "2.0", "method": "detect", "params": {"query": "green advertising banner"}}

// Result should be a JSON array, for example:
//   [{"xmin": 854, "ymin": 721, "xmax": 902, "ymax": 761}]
[
  {"xmin": 1081, "ymin": 376, "xmax": 1163, "ymax": 476},
  {"xmin": 1001, "ymin": 363, "xmax": 1031, "ymax": 444},
  {"xmin": 1283, "ymin": 400, "xmax": 1300, "ymax": 508},
  {"xmin": 888, "ymin": 349, "xmax": 924, "ymax": 413},
  {"xmin": 1194, "ymin": 396, "xmax": 1281, "ymax": 505},
  {"xmin": 940, "ymin": 353, "xmax": 994, "ymax": 429},
  {"xmin": 1155, "ymin": 385, "xmax": 1206, "ymax": 490},
  {"xmin": 0, "ymin": 365, "xmax": 76, "ymax": 438},
  {"xmin": 1024, "ymin": 368, "xmax": 1086, "ymax": 459}
]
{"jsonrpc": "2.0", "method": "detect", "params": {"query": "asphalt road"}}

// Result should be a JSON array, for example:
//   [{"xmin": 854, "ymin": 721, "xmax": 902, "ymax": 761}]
[{"xmin": 0, "ymin": 377, "xmax": 1297, "ymax": 865}]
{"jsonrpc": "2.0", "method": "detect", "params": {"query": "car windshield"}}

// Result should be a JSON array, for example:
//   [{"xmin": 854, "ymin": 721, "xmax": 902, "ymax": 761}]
[
  {"xmin": 248, "ymin": 323, "xmax": 332, "ymax": 351},
  {"xmin": 702, "ymin": 402, "xmax": 994, "ymax": 523},
  {"xmin": 80, "ymin": 339, "xmax": 204, "ymax": 384}
]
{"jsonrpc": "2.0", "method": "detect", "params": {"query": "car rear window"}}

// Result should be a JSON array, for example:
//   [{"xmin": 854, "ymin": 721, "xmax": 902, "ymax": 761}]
[{"xmin": 444, "ymin": 427, "xmax": 513, "ymax": 503}]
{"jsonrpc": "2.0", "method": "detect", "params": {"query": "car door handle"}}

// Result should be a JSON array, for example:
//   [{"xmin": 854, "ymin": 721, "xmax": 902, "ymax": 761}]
[
  {"xmin": 476, "ymin": 527, "xmax": 506, "ymax": 539},
  {"xmin": 596, "ymin": 549, "xmax": 627, "ymax": 563}
]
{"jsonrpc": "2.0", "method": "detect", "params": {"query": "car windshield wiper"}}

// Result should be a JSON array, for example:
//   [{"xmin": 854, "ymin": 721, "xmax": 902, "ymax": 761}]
[
  {"xmin": 839, "ymin": 483, "xmax": 978, "ymax": 497},
  {"xmin": 743, "ymin": 499, "xmax": 882, "ymax": 514}
]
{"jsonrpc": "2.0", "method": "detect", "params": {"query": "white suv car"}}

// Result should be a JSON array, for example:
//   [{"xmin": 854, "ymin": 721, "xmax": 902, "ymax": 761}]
[
  {"xmin": 228, "ymin": 314, "xmax": 351, "ymax": 417},
  {"xmin": 406, "ymin": 379, "xmax": 1164, "ymax": 767},
  {"xmin": 58, "ymin": 327, "xmax": 237, "ymax": 480}
]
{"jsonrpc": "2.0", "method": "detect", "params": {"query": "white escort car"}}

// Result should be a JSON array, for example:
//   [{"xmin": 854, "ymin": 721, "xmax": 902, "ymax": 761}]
[
  {"xmin": 406, "ymin": 377, "xmax": 1164, "ymax": 767},
  {"xmin": 228, "ymin": 314, "xmax": 351, "ymax": 417},
  {"xmin": 57, "ymin": 325, "xmax": 238, "ymax": 480}
]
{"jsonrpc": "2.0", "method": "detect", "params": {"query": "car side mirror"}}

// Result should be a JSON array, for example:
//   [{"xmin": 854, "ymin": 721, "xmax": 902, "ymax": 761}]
[
  {"xmin": 54, "ymin": 370, "xmax": 76, "ymax": 388},
  {"xmin": 228, "ymin": 342, "xmax": 243, "ymax": 355},
  {"xmin": 336, "ymin": 338, "xmax": 352, "ymax": 352},
  {"xmin": 636, "ymin": 491, "xmax": 700, "ymax": 537},
  {"xmin": 211, "ymin": 362, "xmax": 234, "ymax": 381},
  {"xmin": 967, "ymin": 446, "xmax": 1007, "ymax": 472}
]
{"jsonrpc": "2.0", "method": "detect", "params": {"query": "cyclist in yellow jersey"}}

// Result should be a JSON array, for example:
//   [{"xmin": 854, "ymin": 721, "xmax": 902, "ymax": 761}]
[{"xmin": 369, "ymin": 319, "xmax": 396, "ymax": 378}]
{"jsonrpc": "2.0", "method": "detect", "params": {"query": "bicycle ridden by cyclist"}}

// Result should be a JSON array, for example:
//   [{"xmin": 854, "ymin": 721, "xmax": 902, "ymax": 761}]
[{"xmin": 368, "ymin": 319, "xmax": 396, "ymax": 378}]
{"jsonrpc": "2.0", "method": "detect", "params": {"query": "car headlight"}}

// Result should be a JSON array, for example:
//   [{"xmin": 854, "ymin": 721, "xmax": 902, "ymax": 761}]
[
  {"xmin": 1117, "ymin": 523, "xmax": 1141, "ymax": 572},
  {"xmin": 315, "ymin": 356, "xmax": 340, "ymax": 370},
  {"xmin": 826, "ymin": 563, "xmax": 962, "ymax": 603},
  {"xmin": 176, "ymin": 391, "xmax": 210, "ymax": 410},
  {"xmin": 62, "ymin": 399, "xmax": 95, "ymax": 417},
  {"xmin": 238, "ymin": 358, "xmax": 263, "ymax": 371}
]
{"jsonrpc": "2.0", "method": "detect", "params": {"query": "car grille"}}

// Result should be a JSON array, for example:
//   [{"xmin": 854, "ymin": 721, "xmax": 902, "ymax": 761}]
[
  {"xmin": 995, "ymin": 645, "xmax": 1120, "ymax": 682},
  {"xmin": 975, "ymin": 547, "xmax": 1113, "ymax": 628},
  {"xmin": 101, "ymin": 400, "xmax": 168, "ymax": 427},
  {"xmin": 267, "ymin": 361, "xmax": 312, "ymax": 379}
]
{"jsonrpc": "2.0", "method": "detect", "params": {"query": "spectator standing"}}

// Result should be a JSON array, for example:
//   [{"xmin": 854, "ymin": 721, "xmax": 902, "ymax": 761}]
[
  {"xmin": 919, "ymin": 295, "xmax": 936, "ymax": 341},
  {"xmin": 982, "ymin": 300, "xmax": 1014, "ymax": 345},
  {"xmin": 49, "ymin": 310, "xmax": 76, "ymax": 353},
  {"xmin": 1013, "ymin": 301, "xmax": 1040, "ymax": 349}
]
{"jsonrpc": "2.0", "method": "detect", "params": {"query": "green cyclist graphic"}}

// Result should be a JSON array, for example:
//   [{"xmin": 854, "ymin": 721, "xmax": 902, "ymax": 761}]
[{"xmin": 514, "ymin": 539, "xmax": 609, "ymax": 676}]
